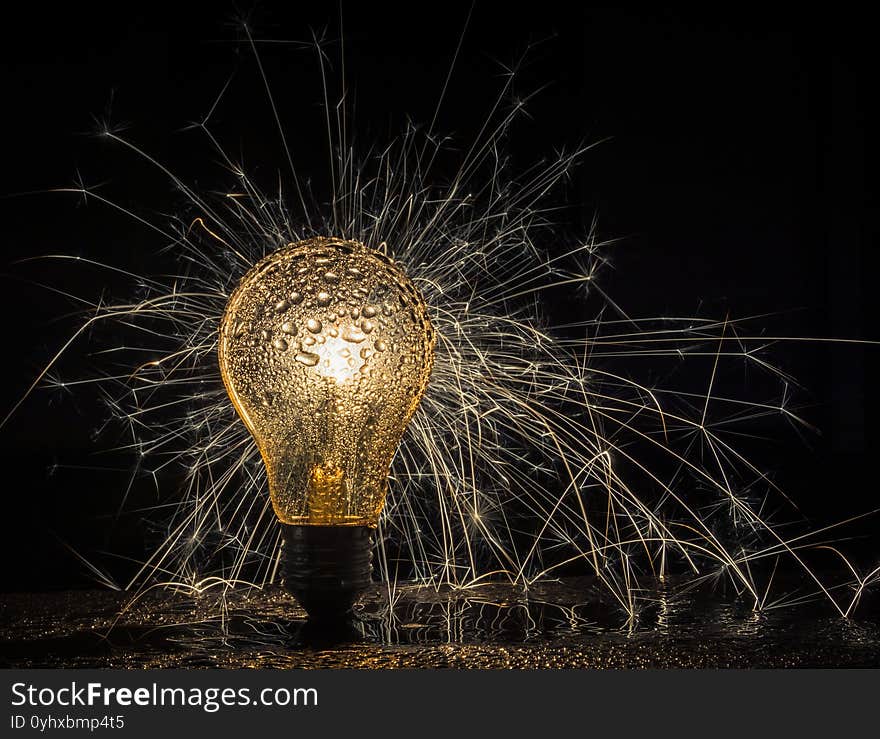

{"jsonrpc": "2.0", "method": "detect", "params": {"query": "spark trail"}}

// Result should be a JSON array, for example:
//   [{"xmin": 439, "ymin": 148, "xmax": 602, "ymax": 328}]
[{"xmin": 9, "ymin": 24, "xmax": 879, "ymax": 625}]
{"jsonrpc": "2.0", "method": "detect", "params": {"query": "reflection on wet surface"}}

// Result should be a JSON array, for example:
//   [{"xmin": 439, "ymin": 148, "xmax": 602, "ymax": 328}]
[{"xmin": 2, "ymin": 578, "xmax": 878, "ymax": 667}]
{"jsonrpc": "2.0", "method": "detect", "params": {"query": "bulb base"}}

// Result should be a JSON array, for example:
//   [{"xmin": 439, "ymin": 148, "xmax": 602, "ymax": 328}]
[{"xmin": 281, "ymin": 524, "xmax": 373, "ymax": 623}]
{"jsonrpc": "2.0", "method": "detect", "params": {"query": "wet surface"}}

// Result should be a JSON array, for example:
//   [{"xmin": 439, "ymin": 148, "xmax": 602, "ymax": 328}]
[{"xmin": 2, "ymin": 579, "xmax": 879, "ymax": 668}]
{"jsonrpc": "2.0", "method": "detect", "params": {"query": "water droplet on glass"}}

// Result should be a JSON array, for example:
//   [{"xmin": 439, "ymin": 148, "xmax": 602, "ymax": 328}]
[
  {"xmin": 295, "ymin": 351, "xmax": 320, "ymax": 367},
  {"xmin": 361, "ymin": 319, "xmax": 375, "ymax": 334},
  {"xmin": 303, "ymin": 336, "xmax": 316, "ymax": 347},
  {"xmin": 307, "ymin": 318, "xmax": 322, "ymax": 333},
  {"xmin": 274, "ymin": 299, "xmax": 291, "ymax": 313},
  {"xmin": 324, "ymin": 271, "xmax": 339, "ymax": 282},
  {"xmin": 375, "ymin": 340, "xmax": 388, "ymax": 352},
  {"xmin": 290, "ymin": 291, "xmax": 303, "ymax": 304},
  {"xmin": 363, "ymin": 306, "xmax": 377, "ymax": 318},
  {"xmin": 317, "ymin": 292, "xmax": 331, "ymax": 306},
  {"xmin": 342, "ymin": 325, "xmax": 367, "ymax": 343},
  {"xmin": 281, "ymin": 321, "xmax": 296, "ymax": 334},
  {"xmin": 272, "ymin": 337, "xmax": 289, "ymax": 351}
]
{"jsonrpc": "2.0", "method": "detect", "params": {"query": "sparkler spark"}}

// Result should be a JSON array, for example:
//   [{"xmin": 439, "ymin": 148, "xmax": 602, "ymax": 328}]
[{"xmin": 8, "ymin": 23, "xmax": 879, "ymax": 628}]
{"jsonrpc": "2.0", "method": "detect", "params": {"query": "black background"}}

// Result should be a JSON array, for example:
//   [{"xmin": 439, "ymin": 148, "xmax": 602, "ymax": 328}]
[{"xmin": 0, "ymin": 3, "xmax": 877, "ymax": 590}]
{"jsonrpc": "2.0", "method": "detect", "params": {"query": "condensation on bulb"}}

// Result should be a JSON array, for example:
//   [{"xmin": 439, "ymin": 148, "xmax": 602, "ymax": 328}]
[{"xmin": 218, "ymin": 237, "xmax": 436, "ymax": 527}]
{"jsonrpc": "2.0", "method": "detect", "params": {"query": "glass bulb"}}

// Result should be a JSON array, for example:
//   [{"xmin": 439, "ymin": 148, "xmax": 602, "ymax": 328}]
[{"xmin": 218, "ymin": 237, "xmax": 436, "ymax": 529}]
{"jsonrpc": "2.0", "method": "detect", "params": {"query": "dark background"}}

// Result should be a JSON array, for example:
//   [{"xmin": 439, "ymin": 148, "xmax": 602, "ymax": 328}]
[{"xmin": 0, "ymin": 3, "xmax": 876, "ymax": 590}]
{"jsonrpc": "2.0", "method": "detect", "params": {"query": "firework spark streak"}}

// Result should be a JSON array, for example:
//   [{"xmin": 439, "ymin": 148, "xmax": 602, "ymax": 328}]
[{"xmin": 7, "ymin": 23, "xmax": 879, "ymax": 627}]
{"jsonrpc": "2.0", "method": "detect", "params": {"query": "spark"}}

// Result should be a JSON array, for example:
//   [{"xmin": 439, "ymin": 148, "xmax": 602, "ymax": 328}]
[{"xmin": 7, "ymin": 22, "xmax": 878, "ymax": 629}]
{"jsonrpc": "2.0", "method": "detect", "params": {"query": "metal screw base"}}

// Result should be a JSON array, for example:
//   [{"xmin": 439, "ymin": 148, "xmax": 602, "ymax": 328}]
[{"xmin": 281, "ymin": 524, "xmax": 373, "ymax": 623}]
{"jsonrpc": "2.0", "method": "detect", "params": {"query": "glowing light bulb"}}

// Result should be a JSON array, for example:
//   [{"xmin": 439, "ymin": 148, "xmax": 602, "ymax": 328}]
[{"xmin": 219, "ymin": 237, "xmax": 435, "ymax": 620}]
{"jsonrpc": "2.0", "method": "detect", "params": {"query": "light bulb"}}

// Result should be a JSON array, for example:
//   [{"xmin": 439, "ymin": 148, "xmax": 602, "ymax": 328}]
[{"xmin": 218, "ymin": 237, "xmax": 435, "ymax": 620}]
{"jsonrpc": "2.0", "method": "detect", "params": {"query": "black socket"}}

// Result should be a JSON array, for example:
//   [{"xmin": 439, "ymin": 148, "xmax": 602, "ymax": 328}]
[{"xmin": 281, "ymin": 524, "xmax": 373, "ymax": 623}]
